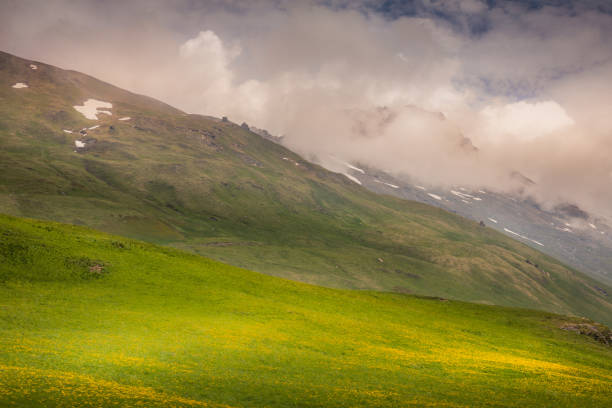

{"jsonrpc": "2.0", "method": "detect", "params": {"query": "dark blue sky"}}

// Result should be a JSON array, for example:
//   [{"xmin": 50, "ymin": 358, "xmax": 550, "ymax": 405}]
[{"xmin": 366, "ymin": 0, "xmax": 612, "ymax": 34}]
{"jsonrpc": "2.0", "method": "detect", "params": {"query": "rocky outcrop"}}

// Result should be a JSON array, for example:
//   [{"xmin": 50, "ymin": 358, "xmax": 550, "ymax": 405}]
[{"xmin": 561, "ymin": 321, "xmax": 612, "ymax": 346}]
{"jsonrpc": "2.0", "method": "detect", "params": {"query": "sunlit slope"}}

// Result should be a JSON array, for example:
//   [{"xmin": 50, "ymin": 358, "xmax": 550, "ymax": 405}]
[
  {"xmin": 0, "ymin": 214, "xmax": 611, "ymax": 407},
  {"xmin": 1, "ymin": 50, "xmax": 611, "ymax": 325}
]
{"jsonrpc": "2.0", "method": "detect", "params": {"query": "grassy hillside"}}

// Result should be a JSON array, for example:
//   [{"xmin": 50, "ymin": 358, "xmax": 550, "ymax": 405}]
[
  {"xmin": 1, "ymin": 50, "xmax": 611, "ymax": 326},
  {"xmin": 0, "ymin": 213, "xmax": 611, "ymax": 407}
]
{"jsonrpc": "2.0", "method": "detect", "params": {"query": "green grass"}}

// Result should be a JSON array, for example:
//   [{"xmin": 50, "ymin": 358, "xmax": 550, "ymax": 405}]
[
  {"xmin": 1, "ymin": 50, "xmax": 612, "ymax": 327},
  {"xmin": 0, "ymin": 213, "xmax": 611, "ymax": 407}
]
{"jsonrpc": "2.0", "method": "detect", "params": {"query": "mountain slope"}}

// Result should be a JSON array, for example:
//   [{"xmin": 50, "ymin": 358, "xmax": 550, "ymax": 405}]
[
  {"xmin": 337, "ymin": 162, "xmax": 612, "ymax": 287},
  {"xmin": 1, "ymin": 213, "xmax": 611, "ymax": 407},
  {"xmin": 1, "ymin": 50, "xmax": 611, "ymax": 325}
]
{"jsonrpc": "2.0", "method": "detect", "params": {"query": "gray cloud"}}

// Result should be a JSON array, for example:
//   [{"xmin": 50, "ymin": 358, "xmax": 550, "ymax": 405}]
[{"xmin": 1, "ymin": 0, "xmax": 612, "ymax": 218}]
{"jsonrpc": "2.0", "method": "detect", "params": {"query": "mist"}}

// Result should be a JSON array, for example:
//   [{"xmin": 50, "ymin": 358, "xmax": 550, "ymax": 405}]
[{"xmin": 2, "ymin": 0, "xmax": 612, "ymax": 218}]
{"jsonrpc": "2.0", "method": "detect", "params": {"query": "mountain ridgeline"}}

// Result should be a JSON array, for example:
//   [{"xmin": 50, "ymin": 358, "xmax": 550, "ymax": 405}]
[{"xmin": 1, "ymin": 50, "xmax": 611, "ymax": 325}]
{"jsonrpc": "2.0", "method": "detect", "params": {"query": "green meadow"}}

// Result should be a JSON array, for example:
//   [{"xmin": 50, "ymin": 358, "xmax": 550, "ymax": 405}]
[{"xmin": 1, "ymin": 214, "xmax": 611, "ymax": 407}]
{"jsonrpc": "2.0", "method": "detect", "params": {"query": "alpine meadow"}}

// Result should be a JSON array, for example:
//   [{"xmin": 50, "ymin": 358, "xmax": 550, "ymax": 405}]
[{"xmin": 1, "ymin": 1, "xmax": 612, "ymax": 407}]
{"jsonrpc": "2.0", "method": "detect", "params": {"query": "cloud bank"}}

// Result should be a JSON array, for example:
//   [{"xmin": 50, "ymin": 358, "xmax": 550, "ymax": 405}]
[{"xmin": 1, "ymin": 0, "xmax": 612, "ymax": 217}]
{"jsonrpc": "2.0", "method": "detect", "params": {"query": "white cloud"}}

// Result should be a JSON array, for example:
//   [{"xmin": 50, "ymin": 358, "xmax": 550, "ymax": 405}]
[{"xmin": 479, "ymin": 101, "xmax": 575, "ymax": 143}]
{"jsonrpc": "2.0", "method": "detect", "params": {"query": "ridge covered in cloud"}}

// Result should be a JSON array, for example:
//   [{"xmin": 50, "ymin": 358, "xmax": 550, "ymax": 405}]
[{"xmin": 1, "ymin": 0, "xmax": 611, "ymax": 217}]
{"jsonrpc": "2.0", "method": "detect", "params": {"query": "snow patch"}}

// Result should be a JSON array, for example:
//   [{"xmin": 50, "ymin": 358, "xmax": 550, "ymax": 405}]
[
  {"xmin": 504, "ymin": 228, "xmax": 544, "ymax": 246},
  {"xmin": 415, "ymin": 185, "xmax": 426, "ymax": 190},
  {"xmin": 88, "ymin": 125, "xmax": 100, "ymax": 130},
  {"xmin": 451, "ymin": 190, "xmax": 474, "ymax": 199},
  {"xmin": 30, "ymin": 64, "xmax": 37, "ymax": 70},
  {"xmin": 328, "ymin": 156, "xmax": 365, "ymax": 174},
  {"xmin": 73, "ymin": 99, "xmax": 112, "ymax": 120},
  {"xmin": 343, "ymin": 173, "xmax": 362, "ymax": 185},
  {"xmin": 478, "ymin": 190, "xmax": 486, "ymax": 194},
  {"xmin": 345, "ymin": 163, "xmax": 365, "ymax": 174},
  {"xmin": 374, "ymin": 180, "xmax": 399, "ymax": 189},
  {"xmin": 451, "ymin": 189, "xmax": 482, "ymax": 201},
  {"xmin": 504, "ymin": 228, "xmax": 521, "ymax": 237},
  {"xmin": 12, "ymin": 82, "xmax": 28, "ymax": 88},
  {"xmin": 63, "ymin": 130, "xmax": 73, "ymax": 134},
  {"xmin": 589, "ymin": 223, "xmax": 597, "ymax": 230},
  {"xmin": 74, "ymin": 140, "xmax": 86, "ymax": 148},
  {"xmin": 488, "ymin": 218, "xmax": 498, "ymax": 224},
  {"xmin": 118, "ymin": 116, "xmax": 131, "ymax": 121},
  {"xmin": 427, "ymin": 193, "xmax": 442, "ymax": 201}
]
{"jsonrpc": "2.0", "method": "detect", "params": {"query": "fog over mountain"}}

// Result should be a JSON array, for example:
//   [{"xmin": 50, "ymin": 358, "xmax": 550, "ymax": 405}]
[{"xmin": 2, "ymin": 0, "xmax": 612, "ymax": 218}]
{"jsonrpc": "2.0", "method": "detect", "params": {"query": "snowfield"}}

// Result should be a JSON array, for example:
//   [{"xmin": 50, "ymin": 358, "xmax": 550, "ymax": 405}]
[{"xmin": 73, "ymin": 99, "xmax": 112, "ymax": 120}]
